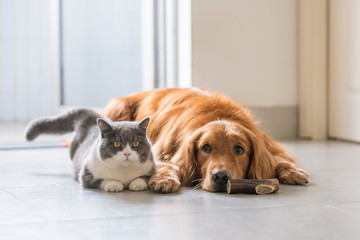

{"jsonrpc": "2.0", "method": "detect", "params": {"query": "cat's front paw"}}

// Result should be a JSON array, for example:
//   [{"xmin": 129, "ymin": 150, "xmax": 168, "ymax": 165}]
[
  {"xmin": 129, "ymin": 178, "xmax": 148, "ymax": 191},
  {"xmin": 101, "ymin": 180, "xmax": 124, "ymax": 192}
]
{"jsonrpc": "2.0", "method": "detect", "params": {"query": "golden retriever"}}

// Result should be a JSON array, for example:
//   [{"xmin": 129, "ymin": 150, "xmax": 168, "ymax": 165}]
[{"xmin": 104, "ymin": 88, "xmax": 309, "ymax": 193}]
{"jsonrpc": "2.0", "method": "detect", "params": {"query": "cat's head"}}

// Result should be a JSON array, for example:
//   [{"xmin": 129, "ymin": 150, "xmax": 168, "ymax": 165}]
[{"xmin": 96, "ymin": 117, "xmax": 152, "ymax": 165}]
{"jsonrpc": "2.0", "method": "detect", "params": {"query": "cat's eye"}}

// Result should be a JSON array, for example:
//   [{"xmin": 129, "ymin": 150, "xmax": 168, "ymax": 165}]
[
  {"xmin": 201, "ymin": 144, "xmax": 212, "ymax": 153},
  {"xmin": 132, "ymin": 141, "xmax": 140, "ymax": 148},
  {"xmin": 113, "ymin": 142, "xmax": 121, "ymax": 148}
]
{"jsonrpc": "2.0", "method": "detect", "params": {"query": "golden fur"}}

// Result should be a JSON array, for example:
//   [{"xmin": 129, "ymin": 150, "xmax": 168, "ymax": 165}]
[{"xmin": 104, "ymin": 88, "xmax": 309, "ymax": 192}]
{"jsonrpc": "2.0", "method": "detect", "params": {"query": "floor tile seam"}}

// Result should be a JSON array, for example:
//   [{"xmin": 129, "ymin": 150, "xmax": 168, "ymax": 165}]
[
  {"xmin": 1, "ymin": 189, "xmax": 60, "ymax": 222},
  {"xmin": 0, "ymin": 219, "xmax": 92, "ymax": 239},
  {"xmin": 186, "ymin": 200, "xmax": 360, "ymax": 214},
  {"xmin": 0, "ymin": 206, "xmax": 286, "ymax": 226},
  {"xmin": 0, "ymin": 203, "xmax": 324, "ymax": 226},
  {"xmin": 0, "ymin": 183, "xmax": 70, "ymax": 190},
  {"xmin": 2, "ymin": 200, "xmax": 359, "ymax": 227},
  {"xmin": 1, "ymin": 189, "xmax": 35, "ymax": 206},
  {"xmin": 333, "ymin": 200, "xmax": 360, "ymax": 205},
  {"xmin": 308, "ymin": 167, "xmax": 360, "ymax": 173},
  {"xmin": 0, "ymin": 146, "xmax": 65, "ymax": 151},
  {"xmin": 0, "ymin": 207, "xmax": 227, "ymax": 226},
  {"xmin": 0, "ymin": 220, "xmax": 56, "ymax": 226},
  {"xmin": 325, "ymin": 204, "xmax": 360, "ymax": 218},
  {"xmin": 202, "ymin": 202, "xmax": 360, "ymax": 217}
]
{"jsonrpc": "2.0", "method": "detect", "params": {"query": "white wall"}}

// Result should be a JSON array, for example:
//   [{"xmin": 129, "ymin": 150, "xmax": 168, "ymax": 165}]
[
  {"xmin": 191, "ymin": 0, "xmax": 298, "ymax": 108},
  {"xmin": 329, "ymin": 0, "xmax": 360, "ymax": 142}
]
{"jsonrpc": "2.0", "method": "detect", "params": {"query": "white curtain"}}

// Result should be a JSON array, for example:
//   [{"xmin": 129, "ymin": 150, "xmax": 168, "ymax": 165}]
[{"xmin": 0, "ymin": 0, "xmax": 59, "ymax": 122}]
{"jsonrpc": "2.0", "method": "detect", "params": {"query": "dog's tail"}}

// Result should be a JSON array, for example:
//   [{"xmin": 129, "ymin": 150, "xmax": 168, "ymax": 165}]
[{"xmin": 25, "ymin": 108, "xmax": 100, "ymax": 141}]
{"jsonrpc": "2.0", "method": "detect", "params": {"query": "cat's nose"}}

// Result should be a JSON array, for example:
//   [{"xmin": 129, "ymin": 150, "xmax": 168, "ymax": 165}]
[{"xmin": 124, "ymin": 153, "xmax": 131, "ymax": 158}]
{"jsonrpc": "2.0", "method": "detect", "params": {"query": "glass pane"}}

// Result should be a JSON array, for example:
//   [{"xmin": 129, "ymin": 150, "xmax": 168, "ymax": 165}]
[{"xmin": 61, "ymin": 0, "xmax": 142, "ymax": 107}]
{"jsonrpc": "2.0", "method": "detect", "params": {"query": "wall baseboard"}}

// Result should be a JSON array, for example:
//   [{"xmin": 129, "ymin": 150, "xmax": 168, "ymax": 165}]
[{"xmin": 248, "ymin": 106, "xmax": 298, "ymax": 140}]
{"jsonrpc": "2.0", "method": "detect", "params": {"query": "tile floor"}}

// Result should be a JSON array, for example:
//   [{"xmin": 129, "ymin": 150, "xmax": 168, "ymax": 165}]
[{"xmin": 1, "ymin": 137, "xmax": 360, "ymax": 240}]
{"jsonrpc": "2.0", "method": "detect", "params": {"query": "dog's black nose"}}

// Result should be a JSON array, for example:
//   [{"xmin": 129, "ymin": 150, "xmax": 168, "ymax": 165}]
[{"xmin": 212, "ymin": 170, "xmax": 231, "ymax": 186}]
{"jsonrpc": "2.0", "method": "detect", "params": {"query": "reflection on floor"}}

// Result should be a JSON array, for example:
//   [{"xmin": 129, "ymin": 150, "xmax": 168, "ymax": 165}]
[{"xmin": 0, "ymin": 140, "xmax": 360, "ymax": 239}]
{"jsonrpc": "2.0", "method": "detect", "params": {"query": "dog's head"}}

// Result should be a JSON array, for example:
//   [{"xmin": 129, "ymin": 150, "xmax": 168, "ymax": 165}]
[{"xmin": 175, "ymin": 120, "xmax": 275, "ymax": 192}]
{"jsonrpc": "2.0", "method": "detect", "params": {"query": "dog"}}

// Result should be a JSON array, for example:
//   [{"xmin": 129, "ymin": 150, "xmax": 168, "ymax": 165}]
[{"xmin": 103, "ymin": 88, "xmax": 309, "ymax": 193}]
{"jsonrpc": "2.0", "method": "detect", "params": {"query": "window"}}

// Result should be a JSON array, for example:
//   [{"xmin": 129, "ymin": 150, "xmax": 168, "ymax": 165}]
[{"xmin": 60, "ymin": 0, "xmax": 143, "ymax": 107}]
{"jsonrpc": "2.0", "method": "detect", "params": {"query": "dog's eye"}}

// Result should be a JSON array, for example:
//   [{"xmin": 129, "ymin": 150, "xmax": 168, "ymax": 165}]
[
  {"xmin": 234, "ymin": 145, "xmax": 244, "ymax": 155},
  {"xmin": 201, "ymin": 144, "xmax": 212, "ymax": 153}
]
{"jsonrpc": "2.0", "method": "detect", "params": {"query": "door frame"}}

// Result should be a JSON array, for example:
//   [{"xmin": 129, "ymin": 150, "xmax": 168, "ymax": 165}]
[{"xmin": 298, "ymin": 0, "xmax": 328, "ymax": 140}]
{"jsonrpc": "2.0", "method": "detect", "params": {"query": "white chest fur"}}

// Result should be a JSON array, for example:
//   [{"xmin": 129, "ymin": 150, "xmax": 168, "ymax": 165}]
[{"xmin": 85, "ymin": 145, "xmax": 154, "ymax": 187}]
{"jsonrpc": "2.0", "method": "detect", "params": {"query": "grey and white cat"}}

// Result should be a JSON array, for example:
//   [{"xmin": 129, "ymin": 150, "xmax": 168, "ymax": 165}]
[{"xmin": 25, "ymin": 108, "xmax": 155, "ymax": 192}]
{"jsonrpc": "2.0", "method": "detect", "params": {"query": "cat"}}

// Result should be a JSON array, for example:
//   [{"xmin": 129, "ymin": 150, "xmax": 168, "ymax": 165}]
[{"xmin": 25, "ymin": 108, "xmax": 155, "ymax": 192}]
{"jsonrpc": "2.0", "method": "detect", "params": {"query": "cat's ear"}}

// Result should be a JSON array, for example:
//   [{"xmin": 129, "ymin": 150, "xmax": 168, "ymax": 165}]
[
  {"xmin": 138, "ymin": 116, "xmax": 151, "ymax": 130},
  {"xmin": 97, "ymin": 118, "xmax": 112, "ymax": 133}
]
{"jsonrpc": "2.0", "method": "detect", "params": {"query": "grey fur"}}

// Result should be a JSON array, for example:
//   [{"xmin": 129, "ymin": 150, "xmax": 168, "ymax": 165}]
[
  {"xmin": 25, "ymin": 108, "xmax": 155, "ymax": 191},
  {"xmin": 81, "ymin": 167, "xmax": 103, "ymax": 189},
  {"xmin": 97, "ymin": 118, "xmax": 151, "ymax": 163},
  {"xmin": 25, "ymin": 108, "xmax": 99, "ymax": 159},
  {"xmin": 145, "ymin": 153, "xmax": 156, "ymax": 176}
]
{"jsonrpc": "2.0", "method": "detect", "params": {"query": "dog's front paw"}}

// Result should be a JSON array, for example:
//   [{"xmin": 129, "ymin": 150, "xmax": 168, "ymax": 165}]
[
  {"xmin": 129, "ymin": 178, "xmax": 148, "ymax": 191},
  {"xmin": 148, "ymin": 162, "xmax": 181, "ymax": 193},
  {"xmin": 101, "ymin": 180, "xmax": 124, "ymax": 192},
  {"xmin": 149, "ymin": 173, "xmax": 181, "ymax": 193},
  {"xmin": 277, "ymin": 165, "xmax": 310, "ymax": 185}
]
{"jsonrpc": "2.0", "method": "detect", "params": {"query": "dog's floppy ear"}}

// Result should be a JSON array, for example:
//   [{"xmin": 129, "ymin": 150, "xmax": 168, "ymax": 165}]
[
  {"xmin": 246, "ymin": 129, "xmax": 276, "ymax": 179},
  {"xmin": 171, "ymin": 129, "xmax": 202, "ymax": 186}
]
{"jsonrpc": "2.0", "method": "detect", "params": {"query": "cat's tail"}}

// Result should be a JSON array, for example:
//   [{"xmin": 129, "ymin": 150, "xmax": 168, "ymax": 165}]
[{"xmin": 25, "ymin": 108, "xmax": 100, "ymax": 141}]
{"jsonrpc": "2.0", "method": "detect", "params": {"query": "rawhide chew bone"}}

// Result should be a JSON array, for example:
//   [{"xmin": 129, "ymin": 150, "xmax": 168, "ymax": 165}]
[{"xmin": 227, "ymin": 178, "xmax": 280, "ymax": 194}]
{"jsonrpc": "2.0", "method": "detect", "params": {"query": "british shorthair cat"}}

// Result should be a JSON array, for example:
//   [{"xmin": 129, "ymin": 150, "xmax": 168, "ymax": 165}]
[{"xmin": 25, "ymin": 108, "xmax": 155, "ymax": 192}]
